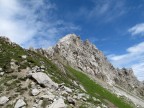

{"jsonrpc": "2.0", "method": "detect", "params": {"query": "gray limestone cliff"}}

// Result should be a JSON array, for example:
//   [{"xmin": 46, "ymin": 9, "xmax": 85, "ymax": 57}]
[{"xmin": 37, "ymin": 34, "xmax": 144, "ymax": 98}]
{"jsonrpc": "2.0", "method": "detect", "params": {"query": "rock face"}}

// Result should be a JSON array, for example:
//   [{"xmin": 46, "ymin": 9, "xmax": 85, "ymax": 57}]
[
  {"xmin": 30, "ymin": 72, "xmax": 58, "ymax": 88},
  {"xmin": 37, "ymin": 34, "xmax": 144, "ymax": 97}
]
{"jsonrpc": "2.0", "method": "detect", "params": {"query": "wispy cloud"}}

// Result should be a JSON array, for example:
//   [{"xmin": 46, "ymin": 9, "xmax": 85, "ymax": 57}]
[
  {"xmin": 132, "ymin": 62, "xmax": 144, "ymax": 81},
  {"xmin": 79, "ymin": 0, "xmax": 126, "ymax": 22},
  {"xmin": 128, "ymin": 23, "xmax": 144, "ymax": 36},
  {"xmin": 0, "ymin": 0, "xmax": 80, "ymax": 48},
  {"xmin": 108, "ymin": 42, "xmax": 144, "ymax": 81}
]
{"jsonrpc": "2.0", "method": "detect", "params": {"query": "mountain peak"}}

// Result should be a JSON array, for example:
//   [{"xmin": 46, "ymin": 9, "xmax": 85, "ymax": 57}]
[{"xmin": 58, "ymin": 34, "xmax": 80, "ymax": 44}]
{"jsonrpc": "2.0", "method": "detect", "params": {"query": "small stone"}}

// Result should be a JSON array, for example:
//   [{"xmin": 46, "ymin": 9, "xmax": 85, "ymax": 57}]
[
  {"xmin": 0, "ymin": 96, "xmax": 9, "ymax": 105},
  {"xmin": 73, "ymin": 81, "xmax": 78, "ymax": 86},
  {"xmin": 0, "ymin": 68, "xmax": 2, "ymax": 72},
  {"xmin": 67, "ymin": 97, "xmax": 75, "ymax": 105},
  {"xmin": 79, "ymin": 84, "xmax": 86, "ymax": 92},
  {"xmin": 31, "ymin": 89, "xmax": 40, "ymax": 96},
  {"xmin": 41, "ymin": 69, "xmax": 45, "ymax": 72},
  {"xmin": 77, "ymin": 93, "xmax": 85, "ymax": 99},
  {"xmin": 64, "ymin": 86, "xmax": 72, "ymax": 93},
  {"xmin": 36, "ymin": 68, "xmax": 41, "ymax": 72},
  {"xmin": 101, "ymin": 104, "xmax": 107, "ymax": 108},
  {"xmin": 14, "ymin": 99, "xmax": 26, "ymax": 108},
  {"xmin": 40, "ymin": 94, "xmax": 55, "ymax": 101},
  {"xmin": 21, "ymin": 55, "xmax": 27, "ymax": 59},
  {"xmin": 40, "ymin": 65, "xmax": 45, "ymax": 69},
  {"xmin": 0, "ymin": 72, "xmax": 4, "ymax": 76},
  {"xmin": 73, "ymin": 95, "xmax": 77, "ymax": 99},
  {"xmin": 82, "ymin": 97, "xmax": 87, "ymax": 101}
]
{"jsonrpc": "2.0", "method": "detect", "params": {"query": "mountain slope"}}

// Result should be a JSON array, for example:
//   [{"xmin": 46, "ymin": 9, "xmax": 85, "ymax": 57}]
[
  {"xmin": 0, "ymin": 35, "xmax": 143, "ymax": 108},
  {"xmin": 37, "ymin": 34, "xmax": 144, "ymax": 107}
]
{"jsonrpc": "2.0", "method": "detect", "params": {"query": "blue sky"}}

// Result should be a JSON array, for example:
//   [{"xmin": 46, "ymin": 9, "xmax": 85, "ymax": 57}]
[{"xmin": 0, "ymin": 0, "xmax": 144, "ymax": 81}]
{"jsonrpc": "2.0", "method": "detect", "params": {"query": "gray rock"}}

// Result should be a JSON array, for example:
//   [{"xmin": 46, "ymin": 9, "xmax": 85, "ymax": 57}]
[
  {"xmin": 0, "ymin": 96, "xmax": 9, "ymax": 105},
  {"xmin": 0, "ymin": 68, "xmax": 2, "ymax": 72},
  {"xmin": 48, "ymin": 98, "xmax": 66, "ymax": 108},
  {"xmin": 0, "ymin": 72, "xmax": 4, "ymax": 76},
  {"xmin": 79, "ymin": 84, "xmax": 86, "ymax": 92},
  {"xmin": 40, "ymin": 94, "xmax": 55, "ymax": 101},
  {"xmin": 40, "ymin": 65, "xmax": 45, "ymax": 69},
  {"xmin": 33, "ymin": 100, "xmax": 43, "ymax": 108},
  {"xmin": 10, "ymin": 60, "xmax": 19, "ymax": 72},
  {"xmin": 67, "ymin": 97, "xmax": 75, "ymax": 105},
  {"xmin": 14, "ymin": 99, "xmax": 26, "ymax": 108},
  {"xmin": 31, "ymin": 89, "xmax": 40, "ymax": 96},
  {"xmin": 31, "ymin": 72, "xmax": 58, "ymax": 88},
  {"xmin": 64, "ymin": 86, "xmax": 72, "ymax": 93},
  {"xmin": 77, "ymin": 93, "xmax": 85, "ymax": 99},
  {"xmin": 101, "ymin": 104, "xmax": 107, "ymax": 108},
  {"xmin": 21, "ymin": 55, "xmax": 27, "ymax": 59}
]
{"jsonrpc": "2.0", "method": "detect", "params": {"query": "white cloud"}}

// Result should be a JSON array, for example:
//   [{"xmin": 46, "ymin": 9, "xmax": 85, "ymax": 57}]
[
  {"xmin": 0, "ymin": 0, "xmax": 80, "ymax": 48},
  {"xmin": 108, "ymin": 42, "xmax": 144, "ymax": 81},
  {"xmin": 79, "ymin": 0, "xmax": 126, "ymax": 22},
  {"xmin": 127, "ymin": 42, "xmax": 144, "ymax": 53},
  {"xmin": 128, "ymin": 23, "xmax": 144, "ymax": 36},
  {"xmin": 0, "ymin": 0, "xmax": 39, "ymax": 44},
  {"xmin": 132, "ymin": 63, "xmax": 144, "ymax": 81}
]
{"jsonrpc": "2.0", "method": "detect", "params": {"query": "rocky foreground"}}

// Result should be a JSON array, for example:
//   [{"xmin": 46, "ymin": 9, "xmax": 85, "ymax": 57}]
[{"xmin": 0, "ymin": 35, "xmax": 144, "ymax": 108}]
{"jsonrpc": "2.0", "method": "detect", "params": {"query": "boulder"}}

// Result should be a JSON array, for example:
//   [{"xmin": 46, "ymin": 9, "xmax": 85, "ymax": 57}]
[
  {"xmin": 0, "ymin": 96, "xmax": 9, "ymax": 105},
  {"xmin": 48, "ymin": 98, "xmax": 66, "ymax": 108},
  {"xmin": 14, "ymin": 99, "xmax": 26, "ymax": 108},
  {"xmin": 31, "ymin": 72, "xmax": 58, "ymax": 88}
]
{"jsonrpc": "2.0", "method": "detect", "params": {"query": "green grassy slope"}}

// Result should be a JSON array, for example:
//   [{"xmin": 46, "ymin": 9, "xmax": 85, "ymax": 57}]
[{"xmin": 66, "ymin": 67, "xmax": 133, "ymax": 108}]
